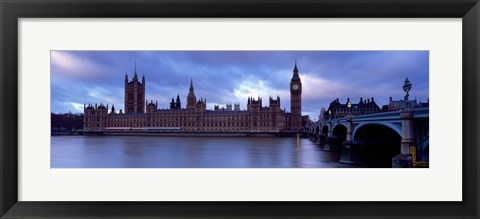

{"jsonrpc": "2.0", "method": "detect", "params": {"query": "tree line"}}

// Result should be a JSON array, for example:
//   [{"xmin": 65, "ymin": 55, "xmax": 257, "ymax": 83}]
[{"xmin": 51, "ymin": 113, "xmax": 83, "ymax": 131}]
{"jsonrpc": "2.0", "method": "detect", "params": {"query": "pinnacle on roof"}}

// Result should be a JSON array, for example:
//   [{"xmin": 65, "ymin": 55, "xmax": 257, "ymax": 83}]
[
  {"xmin": 133, "ymin": 62, "xmax": 138, "ymax": 78},
  {"xmin": 189, "ymin": 78, "xmax": 195, "ymax": 93},
  {"xmin": 291, "ymin": 61, "xmax": 301, "ymax": 82}
]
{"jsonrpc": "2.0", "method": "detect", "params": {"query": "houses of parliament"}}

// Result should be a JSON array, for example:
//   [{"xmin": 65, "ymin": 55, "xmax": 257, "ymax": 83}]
[{"xmin": 83, "ymin": 63, "xmax": 305, "ymax": 132}]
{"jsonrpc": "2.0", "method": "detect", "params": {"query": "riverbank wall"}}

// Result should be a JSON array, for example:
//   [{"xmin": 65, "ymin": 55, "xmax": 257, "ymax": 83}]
[
  {"xmin": 51, "ymin": 131, "xmax": 80, "ymax": 136},
  {"xmin": 75, "ymin": 130, "xmax": 307, "ymax": 138}
]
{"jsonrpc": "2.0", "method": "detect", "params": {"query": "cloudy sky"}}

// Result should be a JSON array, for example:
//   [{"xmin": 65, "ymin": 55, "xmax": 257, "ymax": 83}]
[{"xmin": 51, "ymin": 51, "xmax": 429, "ymax": 120}]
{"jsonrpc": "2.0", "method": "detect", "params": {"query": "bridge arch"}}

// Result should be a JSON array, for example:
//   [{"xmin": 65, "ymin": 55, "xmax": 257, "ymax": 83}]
[
  {"xmin": 352, "ymin": 122, "xmax": 402, "ymax": 167},
  {"xmin": 329, "ymin": 124, "xmax": 347, "ymax": 150},
  {"xmin": 332, "ymin": 124, "xmax": 347, "ymax": 136},
  {"xmin": 321, "ymin": 125, "xmax": 329, "ymax": 135},
  {"xmin": 352, "ymin": 122, "xmax": 402, "ymax": 143},
  {"xmin": 332, "ymin": 123, "xmax": 347, "ymax": 132}
]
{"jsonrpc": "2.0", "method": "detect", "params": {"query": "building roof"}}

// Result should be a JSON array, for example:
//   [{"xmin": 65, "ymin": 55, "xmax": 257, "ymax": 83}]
[
  {"xmin": 206, "ymin": 110, "xmax": 249, "ymax": 115},
  {"xmin": 390, "ymin": 99, "xmax": 419, "ymax": 109},
  {"xmin": 157, "ymin": 108, "xmax": 187, "ymax": 112},
  {"xmin": 291, "ymin": 62, "xmax": 301, "ymax": 82},
  {"xmin": 110, "ymin": 113, "xmax": 146, "ymax": 117}
]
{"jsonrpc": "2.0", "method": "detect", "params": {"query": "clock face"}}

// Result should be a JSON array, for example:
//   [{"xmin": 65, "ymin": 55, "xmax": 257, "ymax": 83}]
[{"xmin": 292, "ymin": 84, "xmax": 299, "ymax": 90}]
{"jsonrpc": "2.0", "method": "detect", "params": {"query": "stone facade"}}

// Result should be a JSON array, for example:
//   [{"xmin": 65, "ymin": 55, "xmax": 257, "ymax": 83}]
[
  {"xmin": 324, "ymin": 97, "xmax": 381, "ymax": 119},
  {"xmin": 84, "ymin": 64, "xmax": 303, "ymax": 132},
  {"xmin": 382, "ymin": 96, "xmax": 429, "ymax": 112},
  {"xmin": 124, "ymin": 66, "xmax": 145, "ymax": 114},
  {"xmin": 290, "ymin": 62, "xmax": 302, "ymax": 129}
]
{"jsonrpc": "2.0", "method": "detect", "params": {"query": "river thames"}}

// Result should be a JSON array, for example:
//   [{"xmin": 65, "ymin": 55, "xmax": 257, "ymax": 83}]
[{"xmin": 51, "ymin": 136, "xmax": 364, "ymax": 168}]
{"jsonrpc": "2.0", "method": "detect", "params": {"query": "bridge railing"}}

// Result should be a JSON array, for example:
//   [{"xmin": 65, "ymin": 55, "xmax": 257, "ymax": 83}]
[
  {"xmin": 333, "ymin": 107, "xmax": 429, "ymax": 121},
  {"xmin": 413, "ymin": 107, "xmax": 429, "ymax": 118},
  {"xmin": 307, "ymin": 107, "xmax": 429, "ymax": 130},
  {"xmin": 351, "ymin": 111, "xmax": 399, "ymax": 119},
  {"xmin": 320, "ymin": 111, "xmax": 401, "ymax": 124}
]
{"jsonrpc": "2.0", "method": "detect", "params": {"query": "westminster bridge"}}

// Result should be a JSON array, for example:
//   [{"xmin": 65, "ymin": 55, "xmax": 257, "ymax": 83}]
[{"xmin": 306, "ymin": 107, "xmax": 429, "ymax": 167}]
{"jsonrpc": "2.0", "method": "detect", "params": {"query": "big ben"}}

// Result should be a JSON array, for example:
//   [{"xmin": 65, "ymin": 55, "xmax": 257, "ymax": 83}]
[{"xmin": 290, "ymin": 62, "xmax": 302, "ymax": 130}]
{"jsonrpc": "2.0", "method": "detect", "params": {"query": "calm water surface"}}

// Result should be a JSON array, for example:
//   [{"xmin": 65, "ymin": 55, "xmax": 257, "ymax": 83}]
[{"xmin": 51, "ymin": 136, "xmax": 355, "ymax": 168}]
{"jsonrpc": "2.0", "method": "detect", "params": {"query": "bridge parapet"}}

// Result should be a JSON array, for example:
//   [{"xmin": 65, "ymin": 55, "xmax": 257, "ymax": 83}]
[
  {"xmin": 331, "ymin": 107, "xmax": 428, "ymax": 123},
  {"xmin": 348, "ymin": 110, "xmax": 400, "ymax": 120},
  {"xmin": 413, "ymin": 107, "xmax": 429, "ymax": 118}
]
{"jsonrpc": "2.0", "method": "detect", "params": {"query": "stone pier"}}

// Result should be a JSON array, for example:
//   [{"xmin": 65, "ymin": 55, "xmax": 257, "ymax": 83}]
[
  {"xmin": 340, "ymin": 115, "xmax": 363, "ymax": 164},
  {"xmin": 392, "ymin": 109, "xmax": 414, "ymax": 168}
]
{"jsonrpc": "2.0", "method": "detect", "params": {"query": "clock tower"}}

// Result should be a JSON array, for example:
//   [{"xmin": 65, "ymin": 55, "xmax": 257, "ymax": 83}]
[{"xmin": 290, "ymin": 61, "xmax": 302, "ymax": 130}]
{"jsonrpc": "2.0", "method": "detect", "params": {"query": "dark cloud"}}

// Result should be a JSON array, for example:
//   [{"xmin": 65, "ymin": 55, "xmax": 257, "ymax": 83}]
[{"xmin": 51, "ymin": 51, "xmax": 429, "ymax": 120}]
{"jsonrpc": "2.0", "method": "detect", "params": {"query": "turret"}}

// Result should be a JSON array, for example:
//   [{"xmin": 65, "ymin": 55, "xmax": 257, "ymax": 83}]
[
  {"xmin": 269, "ymin": 96, "xmax": 281, "ymax": 112},
  {"xmin": 195, "ymin": 97, "xmax": 207, "ymax": 113},
  {"xmin": 247, "ymin": 97, "xmax": 262, "ymax": 111},
  {"xmin": 170, "ymin": 98, "xmax": 175, "ymax": 109},
  {"xmin": 147, "ymin": 100, "xmax": 156, "ymax": 114},
  {"xmin": 176, "ymin": 94, "xmax": 181, "ymax": 109}
]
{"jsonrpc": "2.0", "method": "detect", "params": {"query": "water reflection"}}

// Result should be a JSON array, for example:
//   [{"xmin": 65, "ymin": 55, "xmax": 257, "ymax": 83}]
[{"xmin": 51, "ymin": 136, "xmax": 353, "ymax": 168}]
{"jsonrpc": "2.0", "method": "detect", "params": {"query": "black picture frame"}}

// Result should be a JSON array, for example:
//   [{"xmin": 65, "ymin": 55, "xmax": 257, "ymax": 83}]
[{"xmin": 1, "ymin": 0, "xmax": 479, "ymax": 218}]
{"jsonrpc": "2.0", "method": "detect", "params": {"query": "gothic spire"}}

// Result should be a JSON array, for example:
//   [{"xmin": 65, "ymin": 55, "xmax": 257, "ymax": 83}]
[
  {"xmin": 187, "ymin": 78, "xmax": 197, "ymax": 109},
  {"xmin": 291, "ymin": 61, "xmax": 301, "ymax": 81},
  {"xmin": 189, "ymin": 78, "xmax": 194, "ymax": 94},
  {"xmin": 134, "ymin": 62, "xmax": 138, "ymax": 78},
  {"xmin": 294, "ymin": 60, "xmax": 298, "ymax": 73}
]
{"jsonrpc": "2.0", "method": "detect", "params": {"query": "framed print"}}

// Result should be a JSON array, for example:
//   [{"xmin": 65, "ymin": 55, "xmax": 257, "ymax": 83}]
[{"xmin": 1, "ymin": 0, "xmax": 479, "ymax": 218}]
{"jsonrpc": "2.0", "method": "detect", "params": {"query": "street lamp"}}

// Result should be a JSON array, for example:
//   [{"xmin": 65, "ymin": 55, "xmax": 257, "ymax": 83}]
[{"xmin": 403, "ymin": 77, "xmax": 412, "ymax": 101}]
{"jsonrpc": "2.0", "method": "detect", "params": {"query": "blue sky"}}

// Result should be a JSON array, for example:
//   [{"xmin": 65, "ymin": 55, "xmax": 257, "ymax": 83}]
[{"xmin": 50, "ymin": 51, "xmax": 429, "ymax": 120}]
